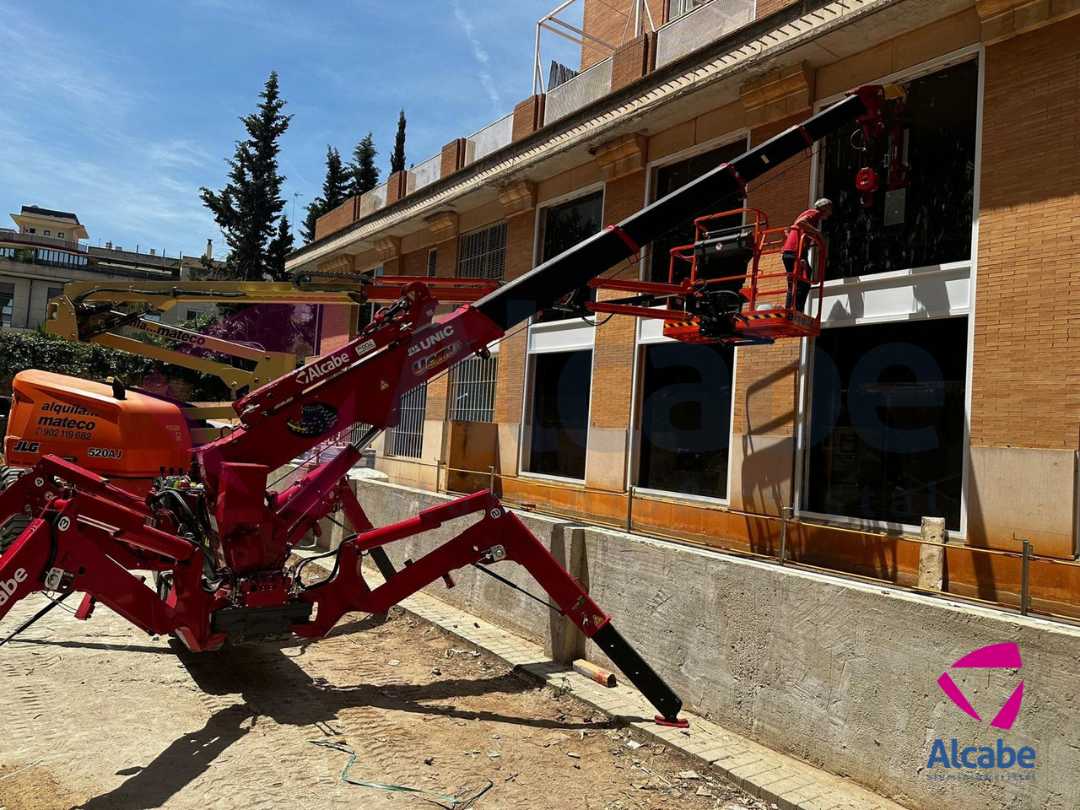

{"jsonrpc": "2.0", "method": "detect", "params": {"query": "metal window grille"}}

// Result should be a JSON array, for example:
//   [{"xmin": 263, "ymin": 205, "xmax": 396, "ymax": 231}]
[
  {"xmin": 457, "ymin": 222, "xmax": 507, "ymax": 280},
  {"xmin": 448, "ymin": 354, "xmax": 498, "ymax": 422},
  {"xmin": 386, "ymin": 383, "xmax": 427, "ymax": 458},
  {"xmin": 347, "ymin": 422, "xmax": 373, "ymax": 445}
]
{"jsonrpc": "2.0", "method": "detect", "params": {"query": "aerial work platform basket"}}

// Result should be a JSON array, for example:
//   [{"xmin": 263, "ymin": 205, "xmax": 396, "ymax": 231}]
[{"xmin": 589, "ymin": 207, "xmax": 826, "ymax": 346}]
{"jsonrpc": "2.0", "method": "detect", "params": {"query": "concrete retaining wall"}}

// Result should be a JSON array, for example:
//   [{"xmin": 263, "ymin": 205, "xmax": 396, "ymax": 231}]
[{"xmin": 350, "ymin": 479, "xmax": 1080, "ymax": 810}]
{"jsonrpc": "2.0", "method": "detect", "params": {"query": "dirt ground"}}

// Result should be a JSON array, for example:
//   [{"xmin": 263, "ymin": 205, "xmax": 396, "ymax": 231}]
[{"xmin": 0, "ymin": 594, "xmax": 767, "ymax": 810}]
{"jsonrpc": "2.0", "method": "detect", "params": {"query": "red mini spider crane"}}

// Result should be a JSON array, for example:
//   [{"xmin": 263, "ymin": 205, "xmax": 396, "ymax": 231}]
[{"xmin": 0, "ymin": 85, "xmax": 902, "ymax": 727}]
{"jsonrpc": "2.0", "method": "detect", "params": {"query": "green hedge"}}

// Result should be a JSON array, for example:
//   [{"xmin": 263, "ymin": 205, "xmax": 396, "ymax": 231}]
[{"xmin": 0, "ymin": 330, "xmax": 230, "ymax": 402}]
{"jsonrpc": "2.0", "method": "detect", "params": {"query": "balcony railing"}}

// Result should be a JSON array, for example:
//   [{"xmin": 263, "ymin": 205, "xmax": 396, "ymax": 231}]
[
  {"xmin": 465, "ymin": 113, "xmax": 514, "ymax": 164},
  {"xmin": 543, "ymin": 56, "xmax": 613, "ymax": 125},
  {"xmin": 0, "ymin": 228, "xmax": 87, "ymax": 253},
  {"xmin": 654, "ymin": 0, "xmax": 755, "ymax": 68},
  {"xmin": 409, "ymin": 154, "xmax": 442, "ymax": 193},
  {"xmin": 357, "ymin": 181, "xmax": 389, "ymax": 218}
]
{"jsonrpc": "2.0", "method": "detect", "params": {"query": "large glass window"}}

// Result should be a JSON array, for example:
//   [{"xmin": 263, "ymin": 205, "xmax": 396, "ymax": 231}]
[
  {"xmin": 649, "ymin": 139, "xmax": 747, "ymax": 281},
  {"xmin": 819, "ymin": 59, "xmax": 979, "ymax": 280},
  {"xmin": 638, "ymin": 342, "xmax": 734, "ymax": 498},
  {"xmin": 805, "ymin": 317, "xmax": 968, "ymax": 529},
  {"xmin": 526, "ymin": 350, "xmax": 592, "ymax": 479},
  {"xmin": 536, "ymin": 191, "xmax": 603, "ymax": 322},
  {"xmin": 458, "ymin": 222, "xmax": 507, "ymax": 280}
]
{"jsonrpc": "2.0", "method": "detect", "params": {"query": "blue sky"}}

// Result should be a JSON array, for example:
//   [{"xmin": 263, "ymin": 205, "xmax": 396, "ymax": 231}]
[{"xmin": 0, "ymin": 0, "xmax": 583, "ymax": 257}]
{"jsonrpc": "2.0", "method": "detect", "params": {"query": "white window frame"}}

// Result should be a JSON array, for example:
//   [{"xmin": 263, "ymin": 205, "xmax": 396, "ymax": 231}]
[
  {"xmin": 668, "ymin": 0, "xmax": 712, "ymax": 22},
  {"xmin": 529, "ymin": 182, "xmax": 606, "ymax": 335},
  {"xmin": 794, "ymin": 45, "xmax": 985, "ymax": 540},
  {"xmin": 518, "ymin": 184, "xmax": 606, "ymax": 483},
  {"xmin": 627, "ymin": 130, "xmax": 749, "ymax": 505}
]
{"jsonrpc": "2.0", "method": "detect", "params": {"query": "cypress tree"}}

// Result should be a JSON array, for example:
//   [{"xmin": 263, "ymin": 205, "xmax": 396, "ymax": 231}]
[
  {"xmin": 301, "ymin": 199, "xmax": 323, "ymax": 245},
  {"xmin": 266, "ymin": 214, "xmax": 294, "ymax": 280},
  {"xmin": 390, "ymin": 110, "xmax": 407, "ymax": 174},
  {"xmin": 349, "ymin": 132, "xmax": 380, "ymax": 196},
  {"xmin": 301, "ymin": 146, "xmax": 351, "ymax": 243},
  {"xmin": 200, "ymin": 71, "xmax": 292, "ymax": 281},
  {"xmin": 320, "ymin": 146, "xmax": 350, "ymax": 209}
]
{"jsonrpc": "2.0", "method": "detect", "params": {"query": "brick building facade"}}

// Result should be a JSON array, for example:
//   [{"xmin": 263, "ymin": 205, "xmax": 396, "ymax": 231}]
[{"xmin": 286, "ymin": 0, "xmax": 1080, "ymax": 613}]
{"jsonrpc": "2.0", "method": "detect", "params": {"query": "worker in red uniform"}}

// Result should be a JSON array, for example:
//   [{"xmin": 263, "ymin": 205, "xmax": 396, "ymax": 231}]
[{"xmin": 782, "ymin": 197, "xmax": 832, "ymax": 311}]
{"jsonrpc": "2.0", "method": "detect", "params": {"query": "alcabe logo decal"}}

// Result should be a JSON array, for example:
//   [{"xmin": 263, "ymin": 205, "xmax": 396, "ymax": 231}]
[
  {"xmin": 926, "ymin": 641, "xmax": 1035, "ymax": 777},
  {"xmin": 937, "ymin": 642, "xmax": 1024, "ymax": 730},
  {"xmin": 0, "ymin": 568, "xmax": 29, "ymax": 607}
]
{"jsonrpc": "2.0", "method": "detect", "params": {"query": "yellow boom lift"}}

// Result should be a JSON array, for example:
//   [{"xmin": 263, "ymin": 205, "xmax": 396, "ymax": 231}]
[{"xmin": 42, "ymin": 274, "xmax": 498, "ymax": 427}]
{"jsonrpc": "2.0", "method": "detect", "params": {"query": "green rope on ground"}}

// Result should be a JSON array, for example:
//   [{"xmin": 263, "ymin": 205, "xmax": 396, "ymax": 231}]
[{"xmin": 308, "ymin": 740, "xmax": 493, "ymax": 809}]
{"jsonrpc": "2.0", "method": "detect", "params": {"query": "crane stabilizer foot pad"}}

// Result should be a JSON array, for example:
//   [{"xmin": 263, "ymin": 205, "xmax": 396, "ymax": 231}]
[{"xmin": 655, "ymin": 714, "xmax": 690, "ymax": 728}]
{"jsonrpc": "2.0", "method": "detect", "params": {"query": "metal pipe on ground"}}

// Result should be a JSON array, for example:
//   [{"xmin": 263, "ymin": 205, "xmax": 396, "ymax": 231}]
[{"xmin": 574, "ymin": 658, "xmax": 616, "ymax": 687}]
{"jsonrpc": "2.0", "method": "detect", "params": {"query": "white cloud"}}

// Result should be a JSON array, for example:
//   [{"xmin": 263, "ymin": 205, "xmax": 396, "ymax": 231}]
[{"xmin": 451, "ymin": 0, "xmax": 501, "ymax": 110}]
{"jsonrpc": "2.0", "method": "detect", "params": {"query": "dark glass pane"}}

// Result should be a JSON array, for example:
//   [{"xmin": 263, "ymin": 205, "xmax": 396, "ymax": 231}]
[
  {"xmin": 527, "ymin": 350, "xmax": 592, "ymax": 479},
  {"xmin": 536, "ymin": 191, "xmax": 603, "ymax": 322},
  {"xmin": 806, "ymin": 317, "xmax": 968, "ymax": 528},
  {"xmin": 638, "ymin": 342, "xmax": 734, "ymax": 498},
  {"xmin": 541, "ymin": 190, "xmax": 603, "ymax": 261},
  {"xmin": 649, "ymin": 140, "xmax": 747, "ymax": 282},
  {"xmin": 820, "ymin": 60, "xmax": 978, "ymax": 279}
]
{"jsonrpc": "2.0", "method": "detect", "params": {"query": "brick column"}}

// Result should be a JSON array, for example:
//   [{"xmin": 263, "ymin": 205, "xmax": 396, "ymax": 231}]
[
  {"xmin": 440, "ymin": 138, "xmax": 467, "ymax": 177},
  {"xmin": 610, "ymin": 32, "xmax": 656, "ymax": 92},
  {"xmin": 729, "ymin": 111, "xmax": 813, "ymax": 516},
  {"xmin": 511, "ymin": 95, "xmax": 546, "ymax": 142},
  {"xmin": 493, "ymin": 181, "xmax": 538, "ymax": 480},
  {"xmin": 586, "ymin": 135, "xmax": 648, "ymax": 492},
  {"xmin": 755, "ymin": 0, "xmax": 801, "ymax": 19},
  {"xmin": 967, "ymin": 16, "xmax": 1080, "ymax": 558},
  {"xmin": 385, "ymin": 170, "xmax": 410, "ymax": 205}
]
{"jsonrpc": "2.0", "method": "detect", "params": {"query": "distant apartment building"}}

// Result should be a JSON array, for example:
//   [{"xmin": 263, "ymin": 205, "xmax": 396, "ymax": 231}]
[
  {"xmin": 287, "ymin": 2, "xmax": 1080, "ymax": 613},
  {"xmin": 1, "ymin": 205, "xmax": 212, "ymax": 330}
]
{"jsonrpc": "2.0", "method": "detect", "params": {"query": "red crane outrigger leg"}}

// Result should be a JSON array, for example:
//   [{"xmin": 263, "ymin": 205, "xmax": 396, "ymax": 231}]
[{"xmin": 294, "ymin": 488, "xmax": 685, "ymax": 724}]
